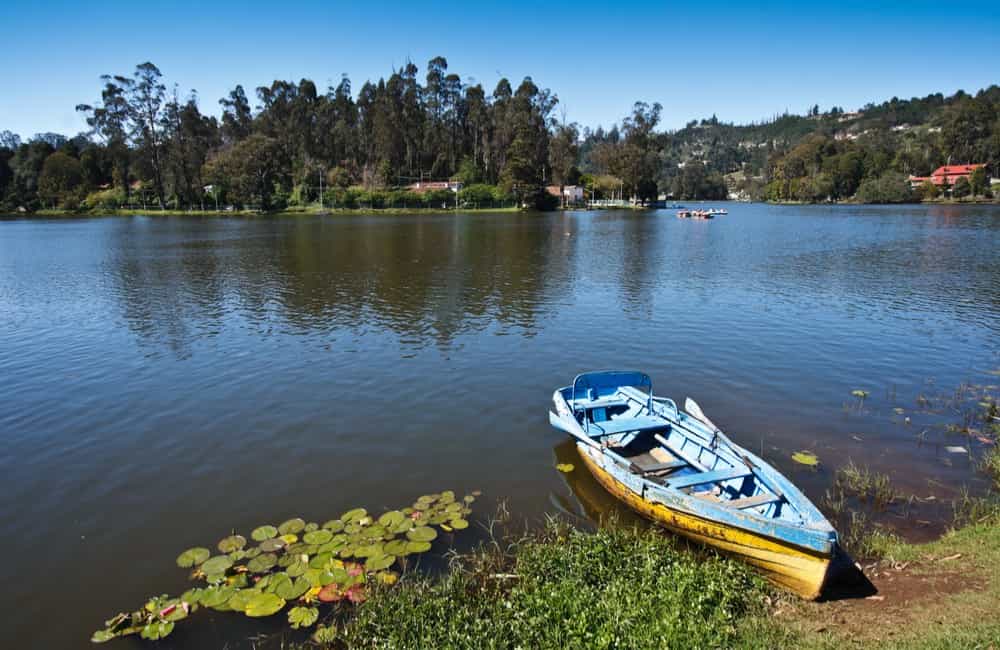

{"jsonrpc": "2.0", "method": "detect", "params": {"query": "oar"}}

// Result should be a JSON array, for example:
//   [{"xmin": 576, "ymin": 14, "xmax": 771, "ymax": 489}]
[
  {"xmin": 684, "ymin": 397, "xmax": 720, "ymax": 433},
  {"xmin": 685, "ymin": 398, "xmax": 785, "ymax": 501}
]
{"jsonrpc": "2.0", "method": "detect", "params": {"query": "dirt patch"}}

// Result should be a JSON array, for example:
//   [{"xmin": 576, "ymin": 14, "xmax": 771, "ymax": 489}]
[{"xmin": 777, "ymin": 557, "xmax": 984, "ymax": 644}]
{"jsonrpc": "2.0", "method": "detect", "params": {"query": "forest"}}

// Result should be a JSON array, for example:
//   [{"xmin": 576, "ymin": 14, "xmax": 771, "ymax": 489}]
[{"xmin": 0, "ymin": 59, "xmax": 997, "ymax": 212}]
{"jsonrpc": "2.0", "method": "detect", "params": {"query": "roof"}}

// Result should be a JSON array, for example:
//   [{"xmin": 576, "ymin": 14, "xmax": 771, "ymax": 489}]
[{"xmin": 933, "ymin": 164, "xmax": 983, "ymax": 175}]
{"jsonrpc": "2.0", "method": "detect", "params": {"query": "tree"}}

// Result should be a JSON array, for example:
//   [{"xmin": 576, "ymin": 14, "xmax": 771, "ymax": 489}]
[
  {"xmin": 0, "ymin": 130, "xmax": 21, "ymax": 150},
  {"xmin": 918, "ymin": 180, "xmax": 939, "ymax": 200},
  {"xmin": 219, "ymin": 85, "xmax": 252, "ymax": 143},
  {"xmin": 38, "ymin": 151, "xmax": 84, "ymax": 207},
  {"xmin": 968, "ymin": 166, "xmax": 988, "ymax": 196},
  {"xmin": 548, "ymin": 121, "xmax": 579, "ymax": 205},
  {"xmin": 128, "ymin": 62, "xmax": 168, "ymax": 208},
  {"xmin": 951, "ymin": 176, "xmax": 971, "ymax": 198},
  {"xmin": 202, "ymin": 134, "xmax": 282, "ymax": 209}
]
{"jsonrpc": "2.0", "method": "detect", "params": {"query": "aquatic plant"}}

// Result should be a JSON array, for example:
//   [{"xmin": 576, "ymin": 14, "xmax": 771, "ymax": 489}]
[
  {"xmin": 91, "ymin": 491, "xmax": 479, "ymax": 643},
  {"xmin": 790, "ymin": 451, "xmax": 819, "ymax": 467}
]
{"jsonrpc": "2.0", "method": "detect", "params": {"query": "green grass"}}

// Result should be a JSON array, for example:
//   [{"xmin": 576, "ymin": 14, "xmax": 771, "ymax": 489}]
[
  {"xmin": 314, "ymin": 523, "xmax": 768, "ymax": 649},
  {"xmin": 283, "ymin": 511, "xmax": 1000, "ymax": 649}
]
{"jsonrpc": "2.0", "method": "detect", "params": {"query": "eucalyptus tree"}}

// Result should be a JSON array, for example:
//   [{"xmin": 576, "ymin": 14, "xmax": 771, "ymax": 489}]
[
  {"xmin": 128, "ymin": 62, "xmax": 169, "ymax": 208},
  {"xmin": 76, "ymin": 76, "xmax": 132, "ymax": 200},
  {"xmin": 219, "ymin": 85, "xmax": 252, "ymax": 143}
]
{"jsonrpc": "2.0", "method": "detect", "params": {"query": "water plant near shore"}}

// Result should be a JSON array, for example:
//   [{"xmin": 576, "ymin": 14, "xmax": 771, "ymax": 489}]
[{"xmin": 91, "ymin": 491, "xmax": 479, "ymax": 643}]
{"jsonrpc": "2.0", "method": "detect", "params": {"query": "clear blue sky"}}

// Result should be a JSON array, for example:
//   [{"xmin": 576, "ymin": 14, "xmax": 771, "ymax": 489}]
[{"xmin": 2, "ymin": 0, "xmax": 998, "ymax": 138}]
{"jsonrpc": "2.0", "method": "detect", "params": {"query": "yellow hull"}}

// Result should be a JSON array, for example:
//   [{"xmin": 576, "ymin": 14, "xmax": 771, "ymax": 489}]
[{"xmin": 579, "ymin": 447, "xmax": 831, "ymax": 599}]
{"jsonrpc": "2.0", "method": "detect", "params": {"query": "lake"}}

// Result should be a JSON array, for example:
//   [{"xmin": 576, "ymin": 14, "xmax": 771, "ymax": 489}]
[{"xmin": 1, "ymin": 204, "xmax": 998, "ymax": 647}]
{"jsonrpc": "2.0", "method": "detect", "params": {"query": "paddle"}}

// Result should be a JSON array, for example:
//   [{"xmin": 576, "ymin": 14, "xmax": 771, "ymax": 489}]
[
  {"xmin": 684, "ymin": 398, "xmax": 720, "ymax": 433},
  {"xmin": 685, "ymin": 398, "xmax": 786, "ymax": 501}
]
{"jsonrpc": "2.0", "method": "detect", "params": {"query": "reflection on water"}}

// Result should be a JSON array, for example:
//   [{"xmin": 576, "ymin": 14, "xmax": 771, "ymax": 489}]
[{"xmin": 0, "ymin": 204, "xmax": 998, "ymax": 647}]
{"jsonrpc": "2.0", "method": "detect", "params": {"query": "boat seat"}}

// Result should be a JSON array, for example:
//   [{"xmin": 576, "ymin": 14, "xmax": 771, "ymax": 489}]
[
  {"xmin": 640, "ymin": 459, "xmax": 687, "ymax": 476},
  {"xmin": 726, "ymin": 493, "xmax": 783, "ymax": 510},
  {"xmin": 667, "ymin": 467, "xmax": 751, "ymax": 489},
  {"xmin": 587, "ymin": 415, "xmax": 666, "ymax": 436}
]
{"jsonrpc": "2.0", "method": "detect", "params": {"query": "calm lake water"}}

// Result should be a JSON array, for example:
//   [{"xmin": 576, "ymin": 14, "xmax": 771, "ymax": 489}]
[{"xmin": 1, "ymin": 204, "xmax": 999, "ymax": 647}]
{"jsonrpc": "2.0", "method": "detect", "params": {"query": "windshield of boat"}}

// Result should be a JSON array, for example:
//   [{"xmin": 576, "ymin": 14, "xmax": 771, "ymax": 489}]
[{"xmin": 572, "ymin": 371, "xmax": 652, "ymax": 403}]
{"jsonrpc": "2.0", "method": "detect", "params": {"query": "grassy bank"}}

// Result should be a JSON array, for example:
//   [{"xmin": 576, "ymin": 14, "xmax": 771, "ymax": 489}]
[
  {"xmin": 307, "ymin": 522, "xmax": 770, "ymax": 649},
  {"xmin": 295, "ymin": 504, "xmax": 1000, "ymax": 649}
]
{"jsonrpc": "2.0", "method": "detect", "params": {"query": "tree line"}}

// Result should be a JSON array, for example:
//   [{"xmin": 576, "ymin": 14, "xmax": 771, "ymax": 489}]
[{"xmin": 1, "ymin": 61, "xmax": 998, "ymax": 212}]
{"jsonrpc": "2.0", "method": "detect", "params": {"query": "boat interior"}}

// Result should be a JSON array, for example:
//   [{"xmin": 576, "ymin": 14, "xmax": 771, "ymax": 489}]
[{"xmin": 560, "ymin": 375, "xmax": 800, "ymax": 524}]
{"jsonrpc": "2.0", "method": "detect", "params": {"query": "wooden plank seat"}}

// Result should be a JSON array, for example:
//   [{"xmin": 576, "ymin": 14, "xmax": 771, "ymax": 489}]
[
  {"xmin": 629, "ymin": 446, "xmax": 687, "ymax": 476},
  {"xmin": 728, "ymin": 493, "xmax": 783, "ymax": 509},
  {"xmin": 666, "ymin": 466, "xmax": 751, "ymax": 489},
  {"xmin": 587, "ymin": 415, "xmax": 666, "ymax": 436}
]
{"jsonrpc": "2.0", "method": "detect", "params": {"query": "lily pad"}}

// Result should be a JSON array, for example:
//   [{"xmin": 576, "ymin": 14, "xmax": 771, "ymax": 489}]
[
  {"xmin": 313, "ymin": 625, "xmax": 338, "ymax": 643},
  {"xmin": 384, "ymin": 539, "xmax": 408, "ymax": 556},
  {"xmin": 200, "ymin": 585, "xmax": 236, "ymax": 608},
  {"xmin": 317, "ymin": 583, "xmax": 343, "ymax": 603},
  {"xmin": 201, "ymin": 555, "xmax": 234, "ymax": 576},
  {"xmin": 251, "ymin": 525, "xmax": 277, "ymax": 542},
  {"xmin": 378, "ymin": 510, "xmax": 405, "ymax": 528},
  {"xmin": 218, "ymin": 535, "xmax": 246, "ymax": 553},
  {"xmin": 91, "ymin": 629, "xmax": 117, "ymax": 643},
  {"xmin": 227, "ymin": 589, "xmax": 256, "ymax": 612},
  {"xmin": 278, "ymin": 518, "xmax": 306, "ymax": 535},
  {"xmin": 244, "ymin": 592, "xmax": 285, "ymax": 617},
  {"xmin": 341, "ymin": 508, "xmax": 367, "ymax": 522},
  {"xmin": 791, "ymin": 451, "xmax": 820, "ymax": 466},
  {"xmin": 556, "ymin": 463, "xmax": 575, "ymax": 473},
  {"xmin": 303, "ymin": 529, "xmax": 333, "ymax": 545},
  {"xmin": 140, "ymin": 621, "xmax": 174, "ymax": 640},
  {"xmin": 407, "ymin": 526, "xmax": 438, "ymax": 542},
  {"xmin": 280, "ymin": 533, "xmax": 299, "ymax": 545},
  {"xmin": 259, "ymin": 538, "xmax": 286, "ymax": 553},
  {"xmin": 288, "ymin": 605, "xmax": 319, "ymax": 629},
  {"xmin": 365, "ymin": 554, "xmax": 396, "ymax": 571},
  {"xmin": 405, "ymin": 540, "xmax": 432, "ymax": 553},
  {"xmin": 449, "ymin": 518, "xmax": 469, "ymax": 530},
  {"xmin": 322, "ymin": 519, "xmax": 344, "ymax": 532},
  {"xmin": 176, "ymin": 547, "xmax": 211, "ymax": 568},
  {"xmin": 276, "ymin": 576, "xmax": 311, "ymax": 600},
  {"xmin": 247, "ymin": 553, "xmax": 277, "ymax": 573}
]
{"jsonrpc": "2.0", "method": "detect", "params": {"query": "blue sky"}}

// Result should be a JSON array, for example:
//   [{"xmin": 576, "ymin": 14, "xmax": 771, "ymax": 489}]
[{"xmin": 2, "ymin": 0, "xmax": 998, "ymax": 138}]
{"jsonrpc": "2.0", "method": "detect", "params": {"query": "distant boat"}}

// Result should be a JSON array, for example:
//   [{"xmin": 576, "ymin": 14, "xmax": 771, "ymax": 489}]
[
  {"xmin": 548, "ymin": 371, "xmax": 838, "ymax": 599},
  {"xmin": 677, "ymin": 209, "xmax": 713, "ymax": 219},
  {"xmin": 707, "ymin": 208, "xmax": 728, "ymax": 215}
]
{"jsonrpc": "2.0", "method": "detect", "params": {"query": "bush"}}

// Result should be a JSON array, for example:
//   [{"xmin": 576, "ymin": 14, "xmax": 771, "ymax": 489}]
[
  {"xmin": 84, "ymin": 188, "xmax": 125, "ymax": 210},
  {"xmin": 855, "ymin": 172, "xmax": 915, "ymax": 203},
  {"xmin": 919, "ymin": 180, "xmax": 940, "ymax": 200},
  {"xmin": 458, "ymin": 183, "xmax": 496, "ymax": 206},
  {"xmin": 422, "ymin": 189, "xmax": 455, "ymax": 208},
  {"xmin": 951, "ymin": 176, "xmax": 971, "ymax": 198}
]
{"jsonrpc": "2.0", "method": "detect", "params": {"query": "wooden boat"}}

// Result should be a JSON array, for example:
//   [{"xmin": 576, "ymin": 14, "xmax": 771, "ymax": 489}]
[{"xmin": 549, "ymin": 371, "xmax": 838, "ymax": 599}]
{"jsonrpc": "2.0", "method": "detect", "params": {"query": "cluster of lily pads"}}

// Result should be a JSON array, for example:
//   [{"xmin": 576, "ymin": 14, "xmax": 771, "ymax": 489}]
[{"xmin": 92, "ymin": 490, "xmax": 479, "ymax": 643}]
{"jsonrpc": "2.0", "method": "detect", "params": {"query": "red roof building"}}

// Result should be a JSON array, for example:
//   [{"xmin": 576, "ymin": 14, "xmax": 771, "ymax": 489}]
[{"xmin": 908, "ymin": 164, "xmax": 984, "ymax": 189}]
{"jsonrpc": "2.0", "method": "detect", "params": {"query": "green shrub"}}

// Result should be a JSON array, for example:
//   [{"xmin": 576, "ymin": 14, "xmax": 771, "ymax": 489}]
[{"xmin": 84, "ymin": 187, "xmax": 125, "ymax": 210}]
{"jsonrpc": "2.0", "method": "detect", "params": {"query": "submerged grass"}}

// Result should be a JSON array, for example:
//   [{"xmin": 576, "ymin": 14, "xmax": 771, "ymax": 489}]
[{"xmin": 311, "ymin": 522, "xmax": 769, "ymax": 649}]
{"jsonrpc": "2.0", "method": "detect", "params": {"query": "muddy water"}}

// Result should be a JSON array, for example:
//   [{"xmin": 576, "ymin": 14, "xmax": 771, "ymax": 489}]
[{"xmin": 1, "ymin": 204, "xmax": 998, "ymax": 646}]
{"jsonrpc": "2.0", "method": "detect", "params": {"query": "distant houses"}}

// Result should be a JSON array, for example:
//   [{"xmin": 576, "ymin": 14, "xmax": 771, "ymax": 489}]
[
  {"xmin": 545, "ymin": 185, "xmax": 585, "ymax": 206},
  {"xmin": 907, "ymin": 164, "xmax": 984, "ymax": 192},
  {"xmin": 406, "ymin": 180, "xmax": 463, "ymax": 193}
]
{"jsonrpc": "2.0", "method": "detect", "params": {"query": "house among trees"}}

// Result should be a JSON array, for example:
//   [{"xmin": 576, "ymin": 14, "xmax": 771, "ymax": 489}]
[
  {"xmin": 406, "ymin": 180, "xmax": 463, "ymax": 193},
  {"xmin": 908, "ymin": 164, "xmax": 985, "ymax": 191},
  {"xmin": 545, "ymin": 185, "xmax": 585, "ymax": 205}
]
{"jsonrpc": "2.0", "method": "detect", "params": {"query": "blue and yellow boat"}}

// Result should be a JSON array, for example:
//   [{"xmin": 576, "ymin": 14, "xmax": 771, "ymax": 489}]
[{"xmin": 549, "ymin": 371, "xmax": 838, "ymax": 599}]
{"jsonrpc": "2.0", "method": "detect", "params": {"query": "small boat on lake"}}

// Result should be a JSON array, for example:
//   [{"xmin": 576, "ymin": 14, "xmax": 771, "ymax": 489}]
[
  {"xmin": 548, "ymin": 371, "xmax": 838, "ymax": 599},
  {"xmin": 677, "ymin": 209, "xmax": 713, "ymax": 219}
]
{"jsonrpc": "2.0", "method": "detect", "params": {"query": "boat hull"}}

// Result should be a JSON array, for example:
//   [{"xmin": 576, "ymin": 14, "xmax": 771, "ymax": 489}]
[{"xmin": 578, "ymin": 445, "xmax": 831, "ymax": 599}]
